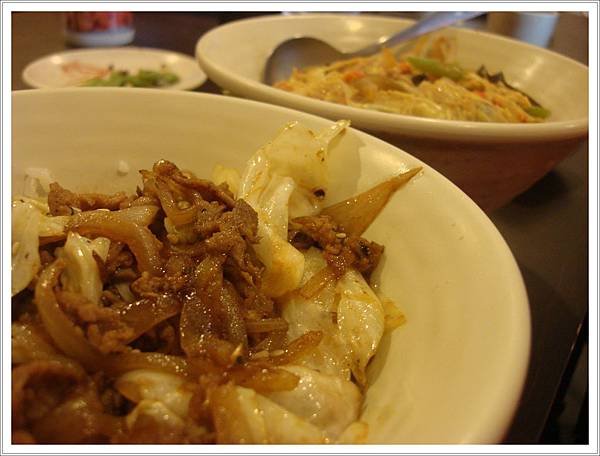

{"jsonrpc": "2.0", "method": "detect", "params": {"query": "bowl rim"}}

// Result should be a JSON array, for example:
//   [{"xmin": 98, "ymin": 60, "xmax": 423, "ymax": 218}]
[
  {"xmin": 196, "ymin": 12, "xmax": 589, "ymax": 142},
  {"xmin": 11, "ymin": 87, "xmax": 532, "ymax": 443}
]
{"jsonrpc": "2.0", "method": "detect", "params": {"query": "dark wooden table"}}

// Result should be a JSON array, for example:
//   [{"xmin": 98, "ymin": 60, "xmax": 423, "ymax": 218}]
[{"xmin": 11, "ymin": 11, "xmax": 590, "ymax": 444}]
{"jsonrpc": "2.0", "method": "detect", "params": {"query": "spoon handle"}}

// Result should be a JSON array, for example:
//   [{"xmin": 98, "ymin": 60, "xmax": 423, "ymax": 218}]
[{"xmin": 356, "ymin": 11, "xmax": 485, "ymax": 56}]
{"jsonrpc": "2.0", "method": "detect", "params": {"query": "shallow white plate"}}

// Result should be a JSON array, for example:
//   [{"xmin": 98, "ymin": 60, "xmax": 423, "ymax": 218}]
[
  {"xmin": 22, "ymin": 47, "xmax": 207, "ymax": 90},
  {"xmin": 12, "ymin": 88, "xmax": 530, "ymax": 444}
]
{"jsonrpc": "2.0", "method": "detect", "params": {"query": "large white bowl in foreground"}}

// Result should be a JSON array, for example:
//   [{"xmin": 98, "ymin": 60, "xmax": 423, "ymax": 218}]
[
  {"xmin": 196, "ymin": 13, "xmax": 589, "ymax": 211},
  {"xmin": 12, "ymin": 89, "xmax": 530, "ymax": 444}
]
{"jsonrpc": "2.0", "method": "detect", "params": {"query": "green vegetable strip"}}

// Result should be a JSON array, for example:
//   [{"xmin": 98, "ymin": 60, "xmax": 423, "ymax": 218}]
[
  {"xmin": 524, "ymin": 106, "xmax": 551, "ymax": 118},
  {"xmin": 83, "ymin": 69, "xmax": 180, "ymax": 88},
  {"xmin": 406, "ymin": 56, "xmax": 465, "ymax": 81}
]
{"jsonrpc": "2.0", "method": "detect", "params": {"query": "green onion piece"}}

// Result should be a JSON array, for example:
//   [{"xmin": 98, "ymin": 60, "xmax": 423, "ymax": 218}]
[
  {"xmin": 81, "ymin": 69, "xmax": 180, "ymax": 88},
  {"xmin": 128, "ymin": 70, "xmax": 180, "ymax": 87},
  {"xmin": 524, "ymin": 106, "xmax": 551, "ymax": 119},
  {"xmin": 82, "ymin": 71, "xmax": 127, "ymax": 87},
  {"xmin": 406, "ymin": 56, "xmax": 465, "ymax": 81},
  {"xmin": 81, "ymin": 78, "xmax": 104, "ymax": 87},
  {"xmin": 134, "ymin": 70, "xmax": 162, "ymax": 86},
  {"xmin": 160, "ymin": 72, "xmax": 180, "ymax": 84},
  {"xmin": 105, "ymin": 71, "xmax": 129, "ymax": 86}
]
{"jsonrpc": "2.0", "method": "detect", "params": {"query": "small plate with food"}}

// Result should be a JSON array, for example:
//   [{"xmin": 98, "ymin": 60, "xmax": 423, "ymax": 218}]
[{"xmin": 22, "ymin": 46, "xmax": 206, "ymax": 90}]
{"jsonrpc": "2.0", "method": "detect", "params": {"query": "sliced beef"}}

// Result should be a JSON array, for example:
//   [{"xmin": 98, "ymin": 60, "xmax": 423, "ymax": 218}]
[
  {"xmin": 290, "ymin": 214, "xmax": 384, "ymax": 279},
  {"xmin": 48, "ymin": 182, "xmax": 129, "ymax": 216},
  {"xmin": 55, "ymin": 290, "xmax": 134, "ymax": 354}
]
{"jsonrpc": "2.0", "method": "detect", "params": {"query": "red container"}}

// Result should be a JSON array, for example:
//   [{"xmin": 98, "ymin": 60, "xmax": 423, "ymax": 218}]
[{"xmin": 64, "ymin": 12, "xmax": 135, "ymax": 47}]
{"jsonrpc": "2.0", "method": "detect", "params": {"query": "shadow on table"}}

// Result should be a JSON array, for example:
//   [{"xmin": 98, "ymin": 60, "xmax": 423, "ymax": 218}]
[
  {"xmin": 511, "ymin": 170, "xmax": 569, "ymax": 208},
  {"xmin": 503, "ymin": 262, "xmax": 586, "ymax": 444}
]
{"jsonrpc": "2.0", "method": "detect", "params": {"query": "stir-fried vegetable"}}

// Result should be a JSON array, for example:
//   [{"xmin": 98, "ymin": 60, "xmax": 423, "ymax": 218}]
[
  {"xmin": 83, "ymin": 68, "xmax": 180, "ymax": 88},
  {"xmin": 11, "ymin": 120, "xmax": 418, "ymax": 444},
  {"xmin": 58, "ymin": 232, "xmax": 110, "ymax": 305},
  {"xmin": 235, "ymin": 120, "xmax": 349, "ymax": 297},
  {"xmin": 524, "ymin": 106, "xmax": 551, "ymax": 118},
  {"xmin": 406, "ymin": 56, "xmax": 465, "ymax": 81},
  {"xmin": 11, "ymin": 200, "xmax": 42, "ymax": 296},
  {"xmin": 68, "ymin": 210, "xmax": 164, "ymax": 275},
  {"xmin": 274, "ymin": 34, "xmax": 551, "ymax": 123},
  {"xmin": 321, "ymin": 167, "xmax": 421, "ymax": 237},
  {"xmin": 34, "ymin": 260, "xmax": 105, "ymax": 370}
]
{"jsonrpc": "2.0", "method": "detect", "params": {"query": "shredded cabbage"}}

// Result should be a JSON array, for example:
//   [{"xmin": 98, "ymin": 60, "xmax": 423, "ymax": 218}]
[
  {"xmin": 281, "ymin": 248, "xmax": 352, "ymax": 380},
  {"xmin": 57, "ymin": 232, "xmax": 110, "ymax": 305},
  {"xmin": 212, "ymin": 164, "xmax": 241, "ymax": 196},
  {"xmin": 281, "ymin": 247, "xmax": 385, "ymax": 387},
  {"xmin": 116, "ymin": 369, "xmax": 192, "ymax": 419},
  {"xmin": 237, "ymin": 120, "xmax": 349, "ymax": 297},
  {"xmin": 11, "ymin": 200, "xmax": 42, "ymax": 296},
  {"xmin": 23, "ymin": 167, "xmax": 55, "ymax": 199},
  {"xmin": 266, "ymin": 364, "xmax": 362, "ymax": 439},
  {"xmin": 336, "ymin": 269, "xmax": 385, "ymax": 386},
  {"xmin": 211, "ymin": 384, "xmax": 327, "ymax": 443}
]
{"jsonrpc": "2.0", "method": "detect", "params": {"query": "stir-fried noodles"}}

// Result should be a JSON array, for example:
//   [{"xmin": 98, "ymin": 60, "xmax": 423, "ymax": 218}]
[{"xmin": 274, "ymin": 35, "xmax": 550, "ymax": 123}]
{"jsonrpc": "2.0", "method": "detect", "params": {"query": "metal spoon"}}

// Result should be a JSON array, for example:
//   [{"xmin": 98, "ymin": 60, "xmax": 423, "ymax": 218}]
[{"xmin": 263, "ymin": 12, "xmax": 485, "ymax": 85}]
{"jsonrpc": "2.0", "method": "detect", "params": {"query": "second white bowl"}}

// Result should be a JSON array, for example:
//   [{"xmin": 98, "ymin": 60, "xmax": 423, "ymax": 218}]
[{"xmin": 196, "ymin": 13, "xmax": 589, "ymax": 210}]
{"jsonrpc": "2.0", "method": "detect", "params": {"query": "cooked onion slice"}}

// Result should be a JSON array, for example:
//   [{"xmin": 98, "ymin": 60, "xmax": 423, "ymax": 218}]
[
  {"xmin": 221, "ymin": 281, "xmax": 248, "ymax": 351},
  {"xmin": 299, "ymin": 265, "xmax": 336, "ymax": 299},
  {"xmin": 245, "ymin": 318, "xmax": 289, "ymax": 334},
  {"xmin": 68, "ymin": 210, "xmax": 163, "ymax": 275},
  {"xmin": 230, "ymin": 366, "xmax": 299, "ymax": 394},
  {"xmin": 12, "ymin": 321, "xmax": 60, "ymax": 365},
  {"xmin": 180, "ymin": 255, "xmax": 249, "ymax": 356},
  {"xmin": 34, "ymin": 259, "xmax": 104, "ymax": 370},
  {"xmin": 153, "ymin": 177, "xmax": 197, "ymax": 226},
  {"xmin": 118, "ymin": 294, "xmax": 182, "ymax": 344},
  {"xmin": 38, "ymin": 205, "xmax": 158, "ymax": 243},
  {"xmin": 268, "ymin": 330, "xmax": 324, "ymax": 366},
  {"xmin": 103, "ymin": 351, "xmax": 189, "ymax": 377},
  {"xmin": 180, "ymin": 255, "xmax": 225, "ymax": 356},
  {"xmin": 321, "ymin": 167, "xmax": 421, "ymax": 236},
  {"xmin": 117, "ymin": 205, "xmax": 160, "ymax": 226}
]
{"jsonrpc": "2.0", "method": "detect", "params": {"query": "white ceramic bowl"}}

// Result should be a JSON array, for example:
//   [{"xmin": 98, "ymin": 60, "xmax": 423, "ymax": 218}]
[
  {"xmin": 196, "ymin": 13, "xmax": 589, "ymax": 210},
  {"xmin": 12, "ymin": 89, "xmax": 530, "ymax": 444}
]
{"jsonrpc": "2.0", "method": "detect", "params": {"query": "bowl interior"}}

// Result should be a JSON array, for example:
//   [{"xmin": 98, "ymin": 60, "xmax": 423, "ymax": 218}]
[
  {"xmin": 11, "ymin": 89, "xmax": 530, "ymax": 443},
  {"xmin": 196, "ymin": 13, "xmax": 588, "ymax": 140}
]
